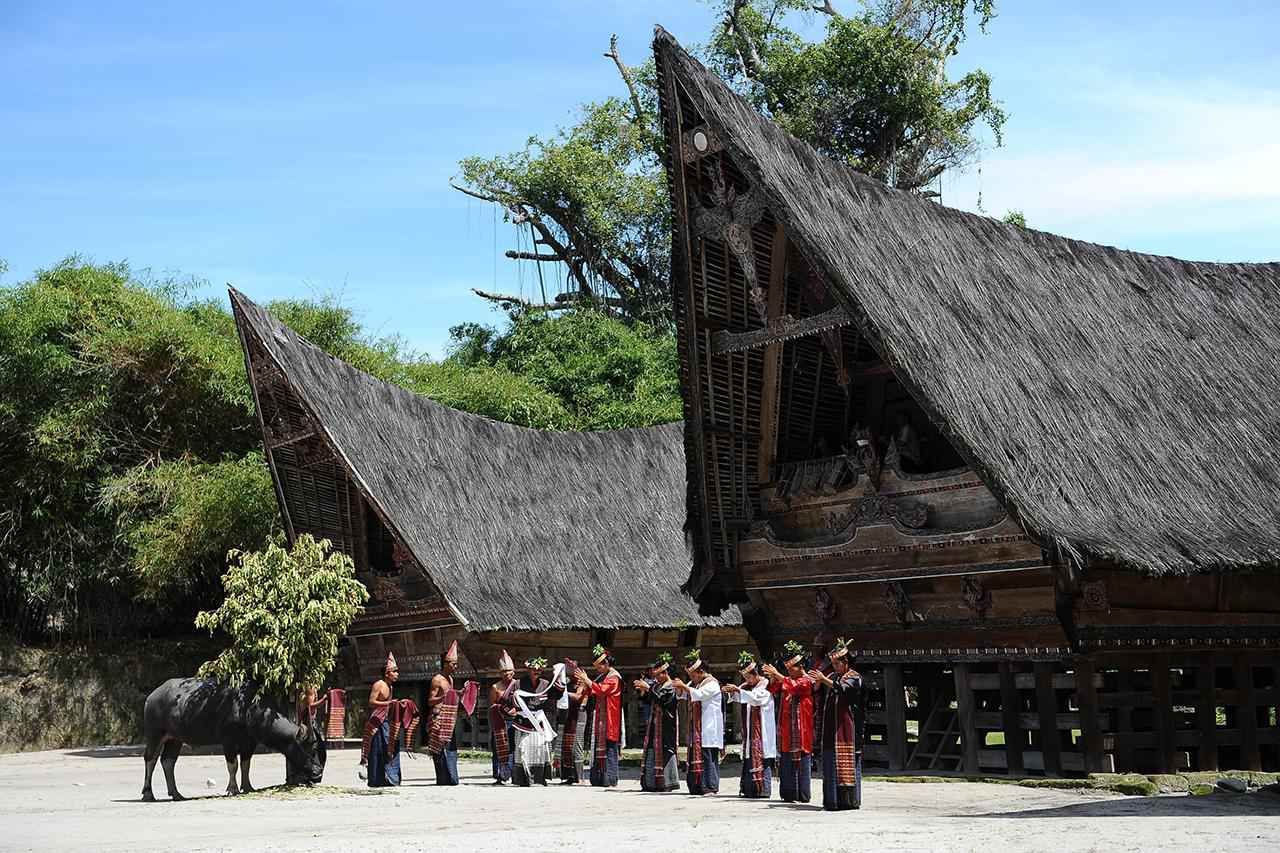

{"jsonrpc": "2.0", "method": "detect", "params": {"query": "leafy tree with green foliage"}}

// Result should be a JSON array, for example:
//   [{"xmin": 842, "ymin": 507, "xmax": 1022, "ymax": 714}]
[
  {"xmin": 1002, "ymin": 209, "xmax": 1026, "ymax": 228},
  {"xmin": 709, "ymin": 0, "xmax": 1005, "ymax": 195},
  {"xmin": 98, "ymin": 453, "xmax": 281, "ymax": 604},
  {"xmin": 196, "ymin": 535, "xmax": 367, "ymax": 698},
  {"xmin": 447, "ymin": 308, "xmax": 682, "ymax": 430},
  {"xmin": 453, "ymin": 38, "xmax": 669, "ymax": 327}
]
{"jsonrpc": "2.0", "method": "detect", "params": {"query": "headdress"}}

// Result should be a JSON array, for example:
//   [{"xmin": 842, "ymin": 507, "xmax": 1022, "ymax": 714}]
[
  {"xmin": 592, "ymin": 644, "xmax": 610, "ymax": 665},
  {"xmin": 782, "ymin": 639, "xmax": 807, "ymax": 668},
  {"xmin": 384, "ymin": 651, "xmax": 398, "ymax": 675},
  {"xmin": 497, "ymin": 649, "xmax": 515, "ymax": 672},
  {"xmin": 684, "ymin": 647, "xmax": 703, "ymax": 673},
  {"xmin": 651, "ymin": 651, "xmax": 673, "ymax": 674},
  {"xmin": 827, "ymin": 637, "xmax": 852, "ymax": 661},
  {"xmin": 442, "ymin": 639, "xmax": 459, "ymax": 665},
  {"xmin": 737, "ymin": 649, "xmax": 757, "ymax": 675},
  {"xmin": 525, "ymin": 656, "xmax": 548, "ymax": 670}
]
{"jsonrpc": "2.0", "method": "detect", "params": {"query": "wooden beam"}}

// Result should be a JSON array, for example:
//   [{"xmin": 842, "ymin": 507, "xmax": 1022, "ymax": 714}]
[
  {"xmin": 1196, "ymin": 659, "xmax": 1218, "ymax": 771},
  {"xmin": 1075, "ymin": 658, "xmax": 1105, "ymax": 773},
  {"xmin": 1035, "ymin": 663, "xmax": 1062, "ymax": 776},
  {"xmin": 1234, "ymin": 655, "xmax": 1261, "ymax": 771},
  {"xmin": 756, "ymin": 223, "xmax": 788, "ymax": 483},
  {"xmin": 999, "ymin": 662, "xmax": 1025, "ymax": 776},
  {"xmin": 1151, "ymin": 662, "xmax": 1176, "ymax": 774},
  {"xmin": 953, "ymin": 663, "xmax": 980, "ymax": 774},
  {"xmin": 1114, "ymin": 668, "xmax": 1135, "ymax": 772},
  {"xmin": 884, "ymin": 663, "xmax": 908, "ymax": 771},
  {"xmin": 711, "ymin": 304, "xmax": 853, "ymax": 355}
]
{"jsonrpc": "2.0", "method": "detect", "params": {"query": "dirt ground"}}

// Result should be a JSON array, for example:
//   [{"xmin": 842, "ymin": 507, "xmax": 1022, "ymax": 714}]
[{"xmin": 1, "ymin": 747, "xmax": 1277, "ymax": 853}]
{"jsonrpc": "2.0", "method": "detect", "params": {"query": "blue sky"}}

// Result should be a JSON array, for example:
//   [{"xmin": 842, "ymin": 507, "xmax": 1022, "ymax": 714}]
[{"xmin": 3, "ymin": 1, "xmax": 1278, "ymax": 357}]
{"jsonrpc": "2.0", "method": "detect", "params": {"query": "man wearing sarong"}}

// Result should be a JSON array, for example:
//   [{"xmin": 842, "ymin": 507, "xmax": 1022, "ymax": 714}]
[
  {"xmin": 763, "ymin": 640, "xmax": 815, "ymax": 803},
  {"xmin": 489, "ymin": 650, "xmax": 518, "ymax": 784},
  {"xmin": 671, "ymin": 648, "xmax": 723, "ymax": 796},
  {"xmin": 635, "ymin": 652, "xmax": 679, "ymax": 792},
  {"xmin": 723, "ymin": 650, "xmax": 776, "ymax": 799},
  {"xmin": 576, "ymin": 644, "xmax": 621, "ymax": 788},
  {"xmin": 511, "ymin": 657, "xmax": 553, "ymax": 786},
  {"xmin": 426, "ymin": 640, "xmax": 469, "ymax": 786},
  {"xmin": 557, "ymin": 658, "xmax": 588, "ymax": 784},
  {"xmin": 363, "ymin": 652, "xmax": 402, "ymax": 787},
  {"xmin": 808, "ymin": 637, "xmax": 865, "ymax": 811}
]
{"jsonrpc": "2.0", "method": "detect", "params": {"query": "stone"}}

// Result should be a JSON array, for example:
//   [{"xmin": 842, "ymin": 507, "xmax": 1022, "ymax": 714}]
[{"xmin": 1216, "ymin": 777, "xmax": 1248, "ymax": 794}]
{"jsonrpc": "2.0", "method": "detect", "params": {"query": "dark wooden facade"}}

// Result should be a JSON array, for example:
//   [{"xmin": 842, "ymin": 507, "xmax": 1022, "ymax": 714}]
[{"xmin": 654, "ymin": 29, "xmax": 1280, "ymax": 776}]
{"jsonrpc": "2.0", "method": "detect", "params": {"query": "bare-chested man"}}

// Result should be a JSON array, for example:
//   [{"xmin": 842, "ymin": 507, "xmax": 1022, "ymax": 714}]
[
  {"xmin": 426, "ymin": 640, "xmax": 463, "ymax": 785},
  {"xmin": 362, "ymin": 652, "xmax": 401, "ymax": 787},
  {"xmin": 488, "ymin": 650, "xmax": 518, "ymax": 784}
]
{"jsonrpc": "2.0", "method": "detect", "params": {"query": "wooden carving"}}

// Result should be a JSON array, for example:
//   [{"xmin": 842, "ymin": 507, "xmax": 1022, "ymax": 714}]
[
  {"xmin": 814, "ymin": 587, "xmax": 837, "ymax": 626},
  {"xmin": 694, "ymin": 161, "xmax": 768, "ymax": 322},
  {"xmin": 882, "ymin": 581, "xmax": 921, "ymax": 626},
  {"xmin": 961, "ymin": 575, "xmax": 992, "ymax": 619}
]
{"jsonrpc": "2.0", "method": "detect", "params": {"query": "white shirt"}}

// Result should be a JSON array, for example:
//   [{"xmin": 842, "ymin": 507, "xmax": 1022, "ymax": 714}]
[
  {"xmin": 734, "ymin": 678, "xmax": 777, "ymax": 759},
  {"xmin": 684, "ymin": 675, "xmax": 724, "ymax": 749}
]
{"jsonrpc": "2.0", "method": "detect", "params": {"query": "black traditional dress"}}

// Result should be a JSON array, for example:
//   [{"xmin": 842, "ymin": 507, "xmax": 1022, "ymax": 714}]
[
  {"xmin": 819, "ymin": 669, "xmax": 865, "ymax": 810},
  {"xmin": 640, "ymin": 679, "xmax": 680, "ymax": 791}
]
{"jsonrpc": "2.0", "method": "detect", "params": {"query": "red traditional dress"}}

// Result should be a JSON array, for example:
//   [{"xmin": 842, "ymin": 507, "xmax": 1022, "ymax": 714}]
[
  {"xmin": 587, "ymin": 668, "xmax": 622, "ymax": 787},
  {"xmin": 771, "ymin": 675, "xmax": 815, "ymax": 802}
]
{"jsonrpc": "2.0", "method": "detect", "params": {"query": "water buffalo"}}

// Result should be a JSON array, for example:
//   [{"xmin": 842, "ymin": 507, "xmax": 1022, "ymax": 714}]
[{"xmin": 141, "ymin": 677, "xmax": 326, "ymax": 801}]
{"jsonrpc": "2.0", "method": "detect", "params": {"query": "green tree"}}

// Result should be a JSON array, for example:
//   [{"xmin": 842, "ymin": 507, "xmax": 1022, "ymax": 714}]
[
  {"xmin": 447, "ymin": 308, "xmax": 683, "ymax": 430},
  {"xmin": 1002, "ymin": 209, "xmax": 1026, "ymax": 228},
  {"xmin": 195, "ymin": 535, "xmax": 367, "ymax": 698},
  {"xmin": 454, "ymin": 36, "xmax": 670, "ymax": 326},
  {"xmin": 709, "ymin": 0, "xmax": 1005, "ymax": 195}
]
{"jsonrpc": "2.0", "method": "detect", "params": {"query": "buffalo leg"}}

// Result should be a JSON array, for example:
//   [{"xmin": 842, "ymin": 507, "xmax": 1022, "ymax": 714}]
[
  {"xmin": 141, "ymin": 737, "xmax": 162, "ymax": 802},
  {"xmin": 161, "ymin": 740, "xmax": 184, "ymax": 801},
  {"xmin": 239, "ymin": 750, "xmax": 254, "ymax": 793},
  {"xmin": 223, "ymin": 745, "xmax": 240, "ymax": 796}
]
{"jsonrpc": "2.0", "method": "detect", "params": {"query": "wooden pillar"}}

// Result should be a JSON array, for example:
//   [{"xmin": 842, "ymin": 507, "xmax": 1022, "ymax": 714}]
[
  {"xmin": 953, "ymin": 663, "xmax": 980, "ymax": 775},
  {"xmin": 884, "ymin": 663, "xmax": 908, "ymax": 771},
  {"xmin": 1076, "ymin": 658, "xmax": 1104, "ymax": 773},
  {"xmin": 1235, "ymin": 656, "xmax": 1261, "ymax": 771},
  {"xmin": 1115, "ymin": 668, "xmax": 1136, "ymax": 772},
  {"xmin": 1152, "ymin": 662, "xmax": 1176, "ymax": 774},
  {"xmin": 999, "ymin": 662, "xmax": 1024, "ymax": 776},
  {"xmin": 1196, "ymin": 659, "xmax": 1219, "ymax": 771},
  {"xmin": 1035, "ymin": 663, "xmax": 1062, "ymax": 776}
]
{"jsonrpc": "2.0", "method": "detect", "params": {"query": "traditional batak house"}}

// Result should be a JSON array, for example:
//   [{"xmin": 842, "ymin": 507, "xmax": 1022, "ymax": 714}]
[
  {"xmin": 653, "ymin": 28, "xmax": 1279, "ymax": 776},
  {"xmin": 230, "ymin": 289, "xmax": 746, "ymax": 746}
]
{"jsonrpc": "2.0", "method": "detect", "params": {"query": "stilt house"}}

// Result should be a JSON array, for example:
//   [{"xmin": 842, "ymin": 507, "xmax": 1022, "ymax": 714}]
[
  {"xmin": 230, "ymin": 289, "xmax": 747, "ymax": 745},
  {"xmin": 653, "ymin": 28, "xmax": 1280, "ymax": 776}
]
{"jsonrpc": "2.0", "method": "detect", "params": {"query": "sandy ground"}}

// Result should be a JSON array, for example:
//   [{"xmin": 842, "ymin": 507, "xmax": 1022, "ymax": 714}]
[{"xmin": 1, "ymin": 747, "xmax": 1277, "ymax": 853}]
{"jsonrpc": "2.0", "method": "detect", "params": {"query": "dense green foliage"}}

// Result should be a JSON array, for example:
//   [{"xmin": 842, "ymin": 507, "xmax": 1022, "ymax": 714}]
[
  {"xmin": 447, "ymin": 309, "xmax": 683, "ymax": 430},
  {"xmin": 196, "ymin": 535, "xmax": 368, "ymax": 698},
  {"xmin": 0, "ymin": 259, "xmax": 681, "ymax": 641},
  {"xmin": 708, "ymin": 0, "xmax": 1005, "ymax": 194}
]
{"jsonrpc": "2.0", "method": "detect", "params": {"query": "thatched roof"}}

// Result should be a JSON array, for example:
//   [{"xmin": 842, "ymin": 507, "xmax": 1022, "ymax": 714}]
[
  {"xmin": 230, "ymin": 288, "xmax": 739, "ymax": 630},
  {"xmin": 655, "ymin": 28, "xmax": 1280, "ymax": 576}
]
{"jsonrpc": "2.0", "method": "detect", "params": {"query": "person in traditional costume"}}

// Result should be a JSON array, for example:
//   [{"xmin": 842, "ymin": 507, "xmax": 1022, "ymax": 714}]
[
  {"xmin": 557, "ymin": 657, "xmax": 588, "ymax": 784},
  {"xmin": 723, "ymin": 650, "xmax": 776, "ymax": 799},
  {"xmin": 808, "ymin": 637, "xmax": 865, "ymax": 811},
  {"xmin": 576, "ymin": 644, "xmax": 622, "ymax": 787},
  {"xmin": 510, "ymin": 657, "xmax": 554, "ymax": 786},
  {"xmin": 763, "ymin": 640, "xmax": 815, "ymax": 803},
  {"xmin": 362, "ymin": 652, "xmax": 406, "ymax": 787},
  {"xmin": 489, "ymin": 650, "xmax": 518, "ymax": 784},
  {"xmin": 671, "ymin": 648, "xmax": 723, "ymax": 796},
  {"xmin": 634, "ymin": 652, "xmax": 679, "ymax": 792},
  {"xmin": 426, "ymin": 640, "xmax": 478, "ymax": 786}
]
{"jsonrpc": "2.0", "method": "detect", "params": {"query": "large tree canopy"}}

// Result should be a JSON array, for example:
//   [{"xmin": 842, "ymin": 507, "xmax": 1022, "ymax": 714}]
[{"xmin": 455, "ymin": 2, "xmax": 1004, "ymax": 323}]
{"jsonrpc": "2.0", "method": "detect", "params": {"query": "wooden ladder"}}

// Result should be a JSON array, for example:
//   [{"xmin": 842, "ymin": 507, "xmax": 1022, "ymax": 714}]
[{"xmin": 908, "ymin": 693, "xmax": 964, "ymax": 771}]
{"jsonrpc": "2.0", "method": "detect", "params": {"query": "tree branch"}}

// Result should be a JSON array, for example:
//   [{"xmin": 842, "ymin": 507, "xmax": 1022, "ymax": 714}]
[
  {"xmin": 504, "ymin": 250, "xmax": 570, "ymax": 262},
  {"xmin": 470, "ymin": 289, "xmax": 569, "ymax": 311},
  {"xmin": 813, "ymin": 1, "xmax": 841, "ymax": 18},
  {"xmin": 726, "ymin": 1, "xmax": 764, "ymax": 80},
  {"xmin": 604, "ymin": 34, "xmax": 644, "ymax": 125}
]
